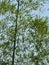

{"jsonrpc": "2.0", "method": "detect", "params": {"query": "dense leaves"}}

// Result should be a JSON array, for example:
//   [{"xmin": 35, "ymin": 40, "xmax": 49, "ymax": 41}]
[{"xmin": 0, "ymin": 0, "xmax": 49, "ymax": 65}]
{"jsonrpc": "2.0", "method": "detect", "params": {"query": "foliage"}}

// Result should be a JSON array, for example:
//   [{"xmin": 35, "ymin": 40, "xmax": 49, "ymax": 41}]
[{"xmin": 0, "ymin": 0, "xmax": 49, "ymax": 65}]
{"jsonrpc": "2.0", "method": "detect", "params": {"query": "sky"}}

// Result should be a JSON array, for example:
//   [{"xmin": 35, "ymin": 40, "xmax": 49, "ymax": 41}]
[
  {"xmin": 31, "ymin": 3, "xmax": 49, "ymax": 17},
  {"xmin": 0, "ymin": 1, "xmax": 49, "ymax": 20},
  {"xmin": 38, "ymin": 3, "xmax": 49, "ymax": 17}
]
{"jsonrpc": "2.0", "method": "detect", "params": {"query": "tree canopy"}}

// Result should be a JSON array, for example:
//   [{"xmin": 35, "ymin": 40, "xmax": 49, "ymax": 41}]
[{"xmin": 0, "ymin": 0, "xmax": 49, "ymax": 65}]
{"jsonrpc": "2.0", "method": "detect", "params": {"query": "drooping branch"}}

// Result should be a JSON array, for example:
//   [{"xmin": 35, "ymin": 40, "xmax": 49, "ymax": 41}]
[{"xmin": 12, "ymin": 0, "xmax": 19, "ymax": 65}]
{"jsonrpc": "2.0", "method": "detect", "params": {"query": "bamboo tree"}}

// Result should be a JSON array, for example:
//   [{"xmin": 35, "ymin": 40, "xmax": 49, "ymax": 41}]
[{"xmin": 12, "ymin": 0, "xmax": 19, "ymax": 65}]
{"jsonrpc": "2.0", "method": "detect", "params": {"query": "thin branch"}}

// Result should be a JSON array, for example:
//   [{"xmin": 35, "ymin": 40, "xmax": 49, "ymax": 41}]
[{"xmin": 12, "ymin": 0, "xmax": 19, "ymax": 65}]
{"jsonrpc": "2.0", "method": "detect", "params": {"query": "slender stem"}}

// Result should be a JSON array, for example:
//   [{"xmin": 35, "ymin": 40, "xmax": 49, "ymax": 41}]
[{"xmin": 12, "ymin": 0, "xmax": 19, "ymax": 65}]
